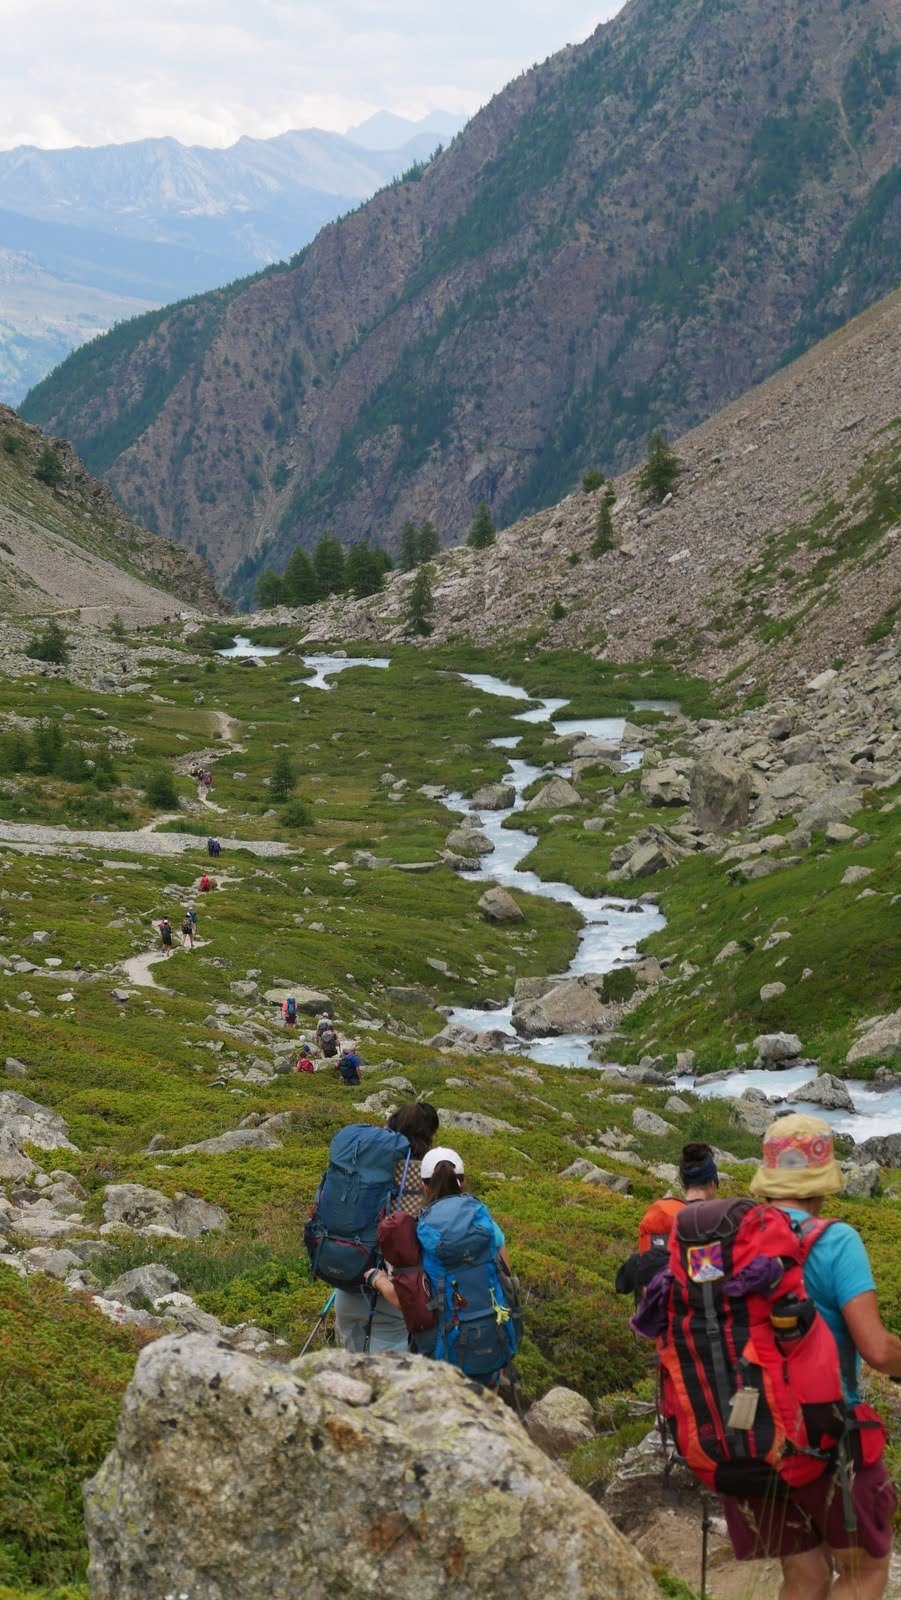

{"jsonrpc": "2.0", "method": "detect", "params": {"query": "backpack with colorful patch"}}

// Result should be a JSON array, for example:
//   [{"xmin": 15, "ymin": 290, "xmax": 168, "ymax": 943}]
[
  {"xmin": 304, "ymin": 1124, "xmax": 410, "ymax": 1289},
  {"xmin": 657, "ymin": 1198, "xmax": 847, "ymax": 1495},
  {"xmin": 413, "ymin": 1194, "xmax": 522, "ymax": 1378}
]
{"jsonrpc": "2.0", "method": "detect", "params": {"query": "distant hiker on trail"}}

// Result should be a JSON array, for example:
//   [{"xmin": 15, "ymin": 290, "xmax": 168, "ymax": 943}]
[
  {"xmin": 365, "ymin": 1145, "xmax": 522, "ymax": 1389},
  {"xmin": 198, "ymin": 873, "xmax": 212, "ymax": 892},
  {"xmin": 317, "ymin": 1017, "xmax": 339, "ymax": 1058},
  {"xmin": 636, "ymin": 1114, "xmax": 901, "ymax": 1600},
  {"xmin": 282, "ymin": 996, "xmax": 297, "ymax": 1026},
  {"xmin": 337, "ymin": 1048, "xmax": 362, "ymax": 1086},
  {"xmin": 181, "ymin": 913, "xmax": 194, "ymax": 950},
  {"xmin": 159, "ymin": 918, "xmax": 173, "ymax": 955},
  {"xmin": 295, "ymin": 1044, "xmax": 315, "ymax": 1073},
  {"xmin": 616, "ymin": 1142, "xmax": 719, "ymax": 1301},
  {"xmin": 207, "ymin": 838, "xmax": 221, "ymax": 857}
]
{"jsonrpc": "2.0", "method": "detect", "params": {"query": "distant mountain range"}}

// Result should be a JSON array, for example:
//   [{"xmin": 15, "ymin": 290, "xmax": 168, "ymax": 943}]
[
  {"xmin": 0, "ymin": 112, "xmax": 466, "ymax": 402},
  {"xmin": 21, "ymin": 0, "xmax": 901, "ymax": 601}
]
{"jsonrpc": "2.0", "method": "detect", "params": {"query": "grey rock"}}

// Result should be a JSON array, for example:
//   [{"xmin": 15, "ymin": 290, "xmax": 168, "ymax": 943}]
[
  {"xmin": 386, "ymin": 985, "xmax": 434, "ymax": 1006},
  {"xmin": 102, "ymin": 1184, "xmax": 228, "ymax": 1238},
  {"xmin": 841, "ymin": 865, "xmax": 873, "ymax": 886},
  {"xmin": 513, "ymin": 977, "xmax": 610, "ymax": 1039},
  {"xmin": 840, "ymin": 1161, "xmax": 880, "ymax": 1199},
  {"xmin": 754, "ymin": 1032, "xmax": 803, "ymax": 1064},
  {"xmin": 791, "ymin": 1073, "xmax": 854, "ymax": 1112},
  {"xmin": 24, "ymin": 1245, "xmax": 81, "ymax": 1279},
  {"xmin": 524, "ymin": 777, "xmax": 582, "ymax": 812},
  {"xmin": 689, "ymin": 754, "xmax": 752, "ymax": 833},
  {"xmin": 855, "ymin": 1133, "xmax": 901, "ymax": 1169},
  {"xmin": 825, "ymin": 822, "xmax": 858, "ymax": 844},
  {"xmin": 0, "ymin": 1129, "xmax": 35, "ymax": 1181},
  {"xmin": 632, "ymin": 1108, "xmax": 675, "ymax": 1137},
  {"xmin": 713, "ymin": 940, "xmax": 742, "ymax": 964},
  {"xmin": 760, "ymin": 982, "xmax": 787, "ymax": 1002},
  {"xmin": 471, "ymin": 782, "xmax": 516, "ymax": 810},
  {"xmin": 525, "ymin": 1386, "xmax": 597, "ymax": 1457},
  {"xmin": 262, "ymin": 986, "xmax": 332, "ymax": 1014},
  {"xmin": 664, "ymin": 1096, "xmax": 693, "ymax": 1114},
  {"xmin": 640, "ymin": 765, "xmax": 690, "ymax": 807},
  {"xmin": 477, "ymin": 886, "xmax": 525, "ymax": 924},
  {"xmin": 104, "ymin": 1264, "xmax": 181, "ymax": 1306},
  {"xmin": 4, "ymin": 1056, "xmax": 30, "ymax": 1077},
  {"xmin": 445, "ymin": 827, "xmax": 495, "ymax": 856},
  {"xmin": 168, "ymin": 1128, "xmax": 284, "ymax": 1156},
  {"xmin": 0, "ymin": 1091, "xmax": 77, "ymax": 1151},
  {"xmin": 84, "ymin": 1337, "xmax": 658, "ymax": 1600},
  {"xmin": 730, "ymin": 1098, "xmax": 773, "ymax": 1135},
  {"xmin": 438, "ymin": 1108, "xmax": 520, "ymax": 1136},
  {"xmin": 846, "ymin": 1010, "xmax": 901, "ymax": 1066},
  {"xmin": 583, "ymin": 818, "xmax": 608, "ymax": 832}
]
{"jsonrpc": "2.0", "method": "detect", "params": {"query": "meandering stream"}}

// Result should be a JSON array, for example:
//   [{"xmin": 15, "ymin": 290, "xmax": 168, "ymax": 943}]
[{"xmin": 219, "ymin": 641, "xmax": 899, "ymax": 1137}]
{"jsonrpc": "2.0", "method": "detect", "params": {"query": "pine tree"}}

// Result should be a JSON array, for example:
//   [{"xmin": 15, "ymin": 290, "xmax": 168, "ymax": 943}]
[
  {"xmin": 467, "ymin": 501, "xmax": 496, "ymax": 549},
  {"xmin": 399, "ymin": 519, "xmax": 419, "ymax": 571},
  {"xmin": 581, "ymin": 468, "xmax": 604, "ymax": 493},
  {"xmin": 34, "ymin": 445, "xmax": 64, "ymax": 487},
  {"xmin": 591, "ymin": 498, "xmax": 615, "ymax": 557},
  {"xmin": 638, "ymin": 429, "xmax": 681, "ymax": 503},
  {"xmin": 282, "ymin": 546, "xmax": 319, "ymax": 605},
  {"xmin": 313, "ymin": 534, "xmax": 345, "ymax": 595},
  {"xmin": 270, "ymin": 747, "xmax": 296, "ymax": 802},
  {"xmin": 417, "ymin": 518, "xmax": 440, "ymax": 561},
  {"xmin": 108, "ymin": 613, "xmax": 127, "ymax": 642},
  {"xmin": 255, "ymin": 569, "xmax": 284, "ymax": 607},
  {"xmin": 345, "ymin": 542, "xmax": 386, "ymax": 598},
  {"xmin": 27, "ymin": 617, "xmax": 69, "ymax": 664},
  {"xmin": 406, "ymin": 564, "xmax": 435, "ymax": 636}
]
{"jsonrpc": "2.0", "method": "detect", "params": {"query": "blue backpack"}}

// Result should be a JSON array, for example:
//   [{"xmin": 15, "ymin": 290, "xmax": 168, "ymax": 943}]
[
  {"xmin": 414, "ymin": 1194, "xmax": 522, "ymax": 1378},
  {"xmin": 304, "ymin": 1124, "xmax": 410, "ymax": 1289}
]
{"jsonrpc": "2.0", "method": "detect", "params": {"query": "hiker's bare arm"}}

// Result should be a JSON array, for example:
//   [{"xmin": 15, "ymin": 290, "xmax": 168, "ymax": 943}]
[
  {"xmin": 368, "ymin": 1269, "xmax": 400, "ymax": 1309},
  {"xmin": 841, "ymin": 1290, "xmax": 901, "ymax": 1376}
]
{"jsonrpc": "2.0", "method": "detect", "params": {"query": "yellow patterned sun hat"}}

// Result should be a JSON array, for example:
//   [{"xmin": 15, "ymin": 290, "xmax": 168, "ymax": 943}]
[{"xmin": 749, "ymin": 1113, "xmax": 844, "ymax": 1200}]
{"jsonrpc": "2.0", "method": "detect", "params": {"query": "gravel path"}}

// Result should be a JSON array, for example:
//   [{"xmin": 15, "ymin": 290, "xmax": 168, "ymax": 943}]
[
  {"xmin": 121, "ymin": 935, "xmax": 211, "ymax": 987},
  {"xmin": 0, "ymin": 822, "xmax": 293, "ymax": 859}
]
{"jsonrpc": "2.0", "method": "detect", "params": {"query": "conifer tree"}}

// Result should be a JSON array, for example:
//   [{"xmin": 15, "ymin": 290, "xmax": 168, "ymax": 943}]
[
  {"xmin": 591, "ymin": 498, "xmax": 615, "ymax": 557},
  {"xmin": 416, "ymin": 518, "xmax": 440, "ymax": 561},
  {"xmin": 345, "ymin": 542, "xmax": 386, "ymax": 598},
  {"xmin": 467, "ymin": 501, "xmax": 496, "ymax": 549},
  {"xmin": 406, "ymin": 564, "xmax": 435, "ymax": 636},
  {"xmin": 283, "ymin": 546, "xmax": 319, "ymax": 605},
  {"xmin": 638, "ymin": 429, "xmax": 681, "ymax": 503},
  {"xmin": 399, "ymin": 519, "xmax": 419, "ymax": 571},
  {"xmin": 313, "ymin": 533, "xmax": 345, "ymax": 595},
  {"xmin": 255, "ymin": 569, "xmax": 284, "ymax": 607},
  {"xmin": 27, "ymin": 617, "xmax": 69, "ymax": 664},
  {"xmin": 270, "ymin": 747, "xmax": 296, "ymax": 802}
]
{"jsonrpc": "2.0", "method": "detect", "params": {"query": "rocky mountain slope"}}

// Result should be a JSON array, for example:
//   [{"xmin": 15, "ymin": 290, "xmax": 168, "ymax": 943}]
[
  {"xmin": 294, "ymin": 289, "xmax": 901, "ymax": 687},
  {"xmin": 0, "ymin": 115, "xmax": 464, "ymax": 404},
  {"xmin": 0, "ymin": 406, "xmax": 223, "ymax": 620},
  {"xmin": 21, "ymin": 0, "xmax": 900, "ymax": 594}
]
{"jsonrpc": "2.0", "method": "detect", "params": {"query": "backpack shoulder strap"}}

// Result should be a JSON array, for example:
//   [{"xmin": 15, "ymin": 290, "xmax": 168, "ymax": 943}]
[{"xmin": 793, "ymin": 1215, "xmax": 838, "ymax": 1261}]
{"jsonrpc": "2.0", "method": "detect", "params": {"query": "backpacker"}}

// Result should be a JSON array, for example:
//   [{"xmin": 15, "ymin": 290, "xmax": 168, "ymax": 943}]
[
  {"xmin": 376, "ymin": 1209, "xmax": 437, "ymax": 1335},
  {"xmin": 338, "ymin": 1052, "xmax": 361, "ymax": 1085},
  {"xmin": 320, "ymin": 1027, "xmax": 339, "ymax": 1058},
  {"xmin": 617, "ymin": 1195, "xmax": 684, "ymax": 1300},
  {"xmin": 283, "ymin": 996, "xmax": 297, "ymax": 1023},
  {"xmin": 656, "ymin": 1198, "xmax": 846, "ymax": 1496},
  {"xmin": 413, "ymin": 1194, "xmax": 523, "ymax": 1378},
  {"xmin": 304, "ymin": 1124, "xmax": 410, "ymax": 1289}
]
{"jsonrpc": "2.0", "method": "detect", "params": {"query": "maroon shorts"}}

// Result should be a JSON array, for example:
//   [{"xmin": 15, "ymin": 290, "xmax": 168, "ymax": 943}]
[{"xmin": 721, "ymin": 1460, "xmax": 897, "ymax": 1561}]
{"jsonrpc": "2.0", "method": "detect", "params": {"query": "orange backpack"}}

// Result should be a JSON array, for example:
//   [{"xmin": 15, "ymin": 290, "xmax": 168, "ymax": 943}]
[{"xmin": 638, "ymin": 1197, "xmax": 683, "ymax": 1254}]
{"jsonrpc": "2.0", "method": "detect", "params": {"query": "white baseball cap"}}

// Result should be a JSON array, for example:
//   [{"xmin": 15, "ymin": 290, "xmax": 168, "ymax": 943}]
[{"xmin": 421, "ymin": 1147, "xmax": 464, "ymax": 1181}]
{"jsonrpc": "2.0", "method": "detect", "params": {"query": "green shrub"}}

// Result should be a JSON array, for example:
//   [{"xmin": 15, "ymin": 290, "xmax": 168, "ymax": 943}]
[
  {"xmin": 142, "ymin": 764, "xmax": 179, "ymax": 808},
  {"xmin": 467, "ymin": 501, "xmax": 496, "ymax": 549},
  {"xmin": 280, "ymin": 797, "xmax": 313, "ymax": 828},
  {"xmin": 34, "ymin": 445, "xmax": 65, "ymax": 487},
  {"xmin": 637, "ymin": 430, "xmax": 681, "ymax": 503},
  {"xmin": 108, "ymin": 614, "xmax": 127, "ymax": 642},
  {"xmin": 26, "ymin": 619, "xmax": 69, "ymax": 664},
  {"xmin": 550, "ymin": 598, "xmax": 567, "ymax": 621},
  {"xmin": 270, "ymin": 748, "xmax": 296, "ymax": 801},
  {"xmin": 1, "ymin": 430, "xmax": 23, "ymax": 455},
  {"xmin": 581, "ymin": 468, "xmax": 605, "ymax": 493},
  {"xmin": 602, "ymin": 966, "xmax": 638, "ymax": 1002},
  {"xmin": 591, "ymin": 499, "xmax": 615, "ymax": 556}
]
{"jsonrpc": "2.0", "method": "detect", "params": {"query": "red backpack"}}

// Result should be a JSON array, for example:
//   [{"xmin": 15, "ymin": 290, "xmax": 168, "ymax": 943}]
[
  {"xmin": 376, "ymin": 1210, "xmax": 437, "ymax": 1335},
  {"xmin": 657, "ymin": 1198, "xmax": 847, "ymax": 1496}
]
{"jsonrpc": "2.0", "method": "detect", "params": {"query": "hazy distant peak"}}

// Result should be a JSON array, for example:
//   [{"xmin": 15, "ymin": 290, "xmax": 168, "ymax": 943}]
[{"xmin": 344, "ymin": 110, "xmax": 465, "ymax": 151}]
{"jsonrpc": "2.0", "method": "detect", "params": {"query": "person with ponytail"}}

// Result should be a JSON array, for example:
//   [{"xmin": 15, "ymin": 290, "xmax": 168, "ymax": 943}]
[{"xmin": 617, "ymin": 1142, "xmax": 720, "ymax": 1299}]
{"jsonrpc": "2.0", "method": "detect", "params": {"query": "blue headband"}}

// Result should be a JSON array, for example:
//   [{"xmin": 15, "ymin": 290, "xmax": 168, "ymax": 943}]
[{"xmin": 681, "ymin": 1155, "xmax": 718, "ymax": 1187}]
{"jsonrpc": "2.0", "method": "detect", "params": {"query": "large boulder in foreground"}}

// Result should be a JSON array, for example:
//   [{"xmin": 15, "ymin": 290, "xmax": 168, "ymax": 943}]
[
  {"xmin": 689, "ymin": 754, "xmax": 751, "ymax": 833},
  {"xmin": 85, "ymin": 1338, "xmax": 657, "ymax": 1600}
]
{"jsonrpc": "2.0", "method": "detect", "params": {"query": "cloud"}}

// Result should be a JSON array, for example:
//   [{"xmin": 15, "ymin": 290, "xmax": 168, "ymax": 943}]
[{"xmin": 0, "ymin": 0, "xmax": 625, "ymax": 150}]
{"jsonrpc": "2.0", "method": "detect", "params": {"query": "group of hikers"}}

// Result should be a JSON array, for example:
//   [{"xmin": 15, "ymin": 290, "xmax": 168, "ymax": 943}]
[
  {"xmin": 281, "ymin": 1006, "xmax": 363, "ymax": 1085},
  {"xmin": 303, "ymin": 1105, "xmax": 900, "ymax": 1596},
  {"xmin": 189, "ymin": 763, "xmax": 214, "ymax": 792},
  {"xmin": 158, "ymin": 906, "xmax": 197, "ymax": 953}
]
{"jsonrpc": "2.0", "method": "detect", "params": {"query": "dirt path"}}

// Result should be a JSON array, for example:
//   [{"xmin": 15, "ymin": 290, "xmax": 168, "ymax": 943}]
[
  {"xmin": 196, "ymin": 783, "xmax": 226, "ymax": 813},
  {"xmin": 121, "ymin": 934, "xmax": 210, "ymax": 988},
  {"xmin": 209, "ymin": 709, "xmax": 242, "ymax": 743}
]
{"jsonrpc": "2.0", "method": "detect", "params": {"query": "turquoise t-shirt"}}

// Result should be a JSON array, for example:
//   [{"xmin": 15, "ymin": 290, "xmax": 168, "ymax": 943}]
[{"xmin": 777, "ymin": 1205, "xmax": 875, "ymax": 1404}]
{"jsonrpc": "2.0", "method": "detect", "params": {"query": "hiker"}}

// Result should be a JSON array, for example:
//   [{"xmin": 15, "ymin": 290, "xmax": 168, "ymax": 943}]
[
  {"xmin": 639, "ymin": 1114, "xmax": 900, "ymax": 1600},
  {"xmin": 616, "ymin": 1142, "xmax": 719, "ymax": 1300},
  {"xmin": 295, "ymin": 1044, "xmax": 315, "ymax": 1073},
  {"xmin": 386, "ymin": 1102, "xmax": 440, "ymax": 1216},
  {"xmin": 181, "ymin": 913, "xmax": 194, "ymax": 950},
  {"xmin": 317, "ymin": 1017, "xmax": 340, "ymax": 1059},
  {"xmin": 203, "ymin": 771, "xmax": 213, "ymax": 792},
  {"xmin": 198, "ymin": 873, "xmax": 212, "ymax": 892},
  {"xmin": 337, "ymin": 1048, "xmax": 362, "ymax": 1086},
  {"xmin": 207, "ymin": 838, "xmax": 221, "ymax": 857},
  {"xmin": 158, "ymin": 917, "xmax": 173, "ymax": 955},
  {"xmin": 305, "ymin": 1120, "xmax": 413, "ymax": 1354},
  {"xmin": 282, "ymin": 996, "xmax": 297, "ymax": 1026},
  {"xmin": 365, "ymin": 1146, "xmax": 522, "ymax": 1388}
]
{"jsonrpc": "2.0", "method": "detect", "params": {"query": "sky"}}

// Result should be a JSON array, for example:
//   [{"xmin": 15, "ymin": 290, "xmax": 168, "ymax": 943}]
[{"xmin": 0, "ymin": 0, "xmax": 626, "ymax": 152}]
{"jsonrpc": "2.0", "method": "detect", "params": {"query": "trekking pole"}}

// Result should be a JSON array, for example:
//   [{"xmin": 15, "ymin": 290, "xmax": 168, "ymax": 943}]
[
  {"xmin": 700, "ymin": 1494, "xmax": 712, "ymax": 1600},
  {"xmin": 299, "ymin": 1291, "xmax": 336, "ymax": 1357},
  {"xmin": 363, "ymin": 1278, "xmax": 380, "ymax": 1354}
]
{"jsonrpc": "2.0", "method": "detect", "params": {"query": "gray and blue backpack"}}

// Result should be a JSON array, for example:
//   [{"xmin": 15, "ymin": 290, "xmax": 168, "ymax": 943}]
[
  {"xmin": 304, "ymin": 1124, "xmax": 410, "ymax": 1289},
  {"xmin": 414, "ymin": 1194, "xmax": 523, "ymax": 1378}
]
